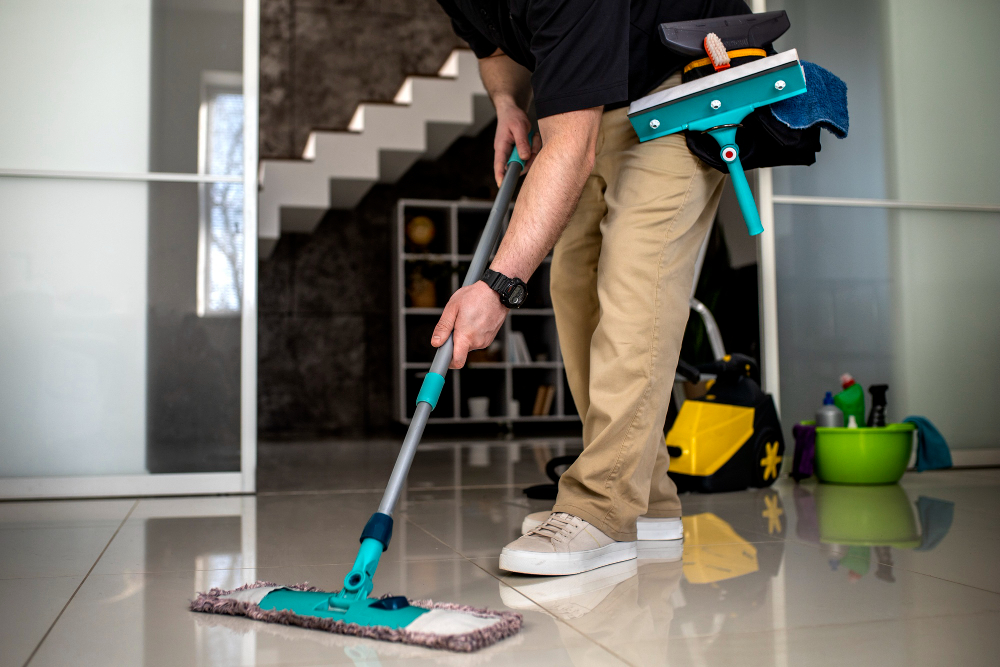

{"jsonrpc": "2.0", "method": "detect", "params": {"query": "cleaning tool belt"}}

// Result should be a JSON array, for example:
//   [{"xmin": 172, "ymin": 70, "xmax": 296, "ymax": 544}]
[{"xmin": 680, "ymin": 48, "xmax": 821, "ymax": 173}]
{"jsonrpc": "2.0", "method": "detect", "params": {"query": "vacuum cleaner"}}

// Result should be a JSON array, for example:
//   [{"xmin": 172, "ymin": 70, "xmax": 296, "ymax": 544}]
[
  {"xmin": 667, "ymin": 353, "xmax": 784, "ymax": 493},
  {"xmin": 190, "ymin": 146, "xmax": 531, "ymax": 652}
]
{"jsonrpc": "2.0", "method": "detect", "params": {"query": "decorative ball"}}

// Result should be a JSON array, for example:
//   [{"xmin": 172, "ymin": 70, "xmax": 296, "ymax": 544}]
[{"xmin": 406, "ymin": 216, "xmax": 436, "ymax": 248}]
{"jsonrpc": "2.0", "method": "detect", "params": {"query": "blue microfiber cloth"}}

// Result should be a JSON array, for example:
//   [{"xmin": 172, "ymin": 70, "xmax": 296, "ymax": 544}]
[
  {"xmin": 770, "ymin": 61, "xmax": 849, "ymax": 139},
  {"xmin": 903, "ymin": 416, "xmax": 953, "ymax": 471}
]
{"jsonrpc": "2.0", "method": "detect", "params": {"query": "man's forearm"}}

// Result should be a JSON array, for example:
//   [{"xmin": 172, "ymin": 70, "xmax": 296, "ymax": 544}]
[
  {"xmin": 489, "ymin": 108, "xmax": 602, "ymax": 281},
  {"xmin": 478, "ymin": 49, "xmax": 532, "ymax": 113}
]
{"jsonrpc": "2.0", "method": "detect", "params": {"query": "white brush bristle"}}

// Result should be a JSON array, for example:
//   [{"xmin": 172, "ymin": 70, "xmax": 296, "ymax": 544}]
[{"xmin": 704, "ymin": 33, "xmax": 730, "ymax": 69}]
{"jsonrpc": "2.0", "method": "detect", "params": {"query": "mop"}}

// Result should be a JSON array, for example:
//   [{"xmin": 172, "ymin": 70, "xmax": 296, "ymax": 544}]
[{"xmin": 190, "ymin": 145, "xmax": 531, "ymax": 652}]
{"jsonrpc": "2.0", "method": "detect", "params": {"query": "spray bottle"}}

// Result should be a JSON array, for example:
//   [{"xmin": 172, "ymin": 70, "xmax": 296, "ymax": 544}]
[
  {"xmin": 815, "ymin": 392, "xmax": 844, "ymax": 428},
  {"xmin": 867, "ymin": 384, "xmax": 889, "ymax": 427},
  {"xmin": 834, "ymin": 374, "xmax": 865, "ymax": 428}
]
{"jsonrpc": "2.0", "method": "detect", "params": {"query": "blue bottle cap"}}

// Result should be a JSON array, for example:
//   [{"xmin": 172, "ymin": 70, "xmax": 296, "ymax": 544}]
[{"xmin": 823, "ymin": 391, "xmax": 835, "ymax": 405}]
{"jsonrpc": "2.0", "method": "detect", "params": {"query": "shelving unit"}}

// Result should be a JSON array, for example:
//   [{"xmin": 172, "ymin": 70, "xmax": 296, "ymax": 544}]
[{"xmin": 394, "ymin": 198, "xmax": 580, "ymax": 425}]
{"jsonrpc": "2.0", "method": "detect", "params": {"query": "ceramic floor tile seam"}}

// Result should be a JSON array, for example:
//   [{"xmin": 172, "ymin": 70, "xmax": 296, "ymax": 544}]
[
  {"xmin": 406, "ymin": 483, "xmax": 546, "ymax": 492},
  {"xmin": 257, "ymin": 488, "xmax": 385, "ymax": 497},
  {"xmin": 257, "ymin": 483, "xmax": 547, "ymax": 498},
  {"xmin": 253, "ymin": 553, "xmax": 473, "ymax": 571},
  {"xmin": 404, "ymin": 504, "xmax": 786, "ymax": 554},
  {"xmin": 730, "ymin": 533, "xmax": 1000, "ymax": 600},
  {"xmin": 858, "ymin": 560, "xmax": 1000, "ymax": 598},
  {"xmin": 401, "ymin": 515, "xmax": 477, "ymax": 558},
  {"xmin": 0, "ymin": 573, "xmax": 97, "ymax": 583},
  {"xmin": 67, "ymin": 556, "xmax": 470, "ymax": 578},
  {"xmin": 669, "ymin": 608, "xmax": 1000, "ymax": 649},
  {"xmin": 20, "ymin": 499, "xmax": 138, "ymax": 667},
  {"xmin": 683, "ymin": 534, "xmax": 786, "ymax": 547}
]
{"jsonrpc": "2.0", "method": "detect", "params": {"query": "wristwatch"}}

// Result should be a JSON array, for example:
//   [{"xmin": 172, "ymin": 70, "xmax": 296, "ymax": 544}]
[{"xmin": 481, "ymin": 269, "xmax": 528, "ymax": 308}]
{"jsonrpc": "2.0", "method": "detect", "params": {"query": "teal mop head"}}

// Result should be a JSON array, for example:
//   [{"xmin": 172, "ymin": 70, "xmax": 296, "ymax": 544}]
[
  {"xmin": 190, "ymin": 582, "xmax": 521, "ymax": 652},
  {"xmin": 191, "ymin": 145, "xmax": 532, "ymax": 653}
]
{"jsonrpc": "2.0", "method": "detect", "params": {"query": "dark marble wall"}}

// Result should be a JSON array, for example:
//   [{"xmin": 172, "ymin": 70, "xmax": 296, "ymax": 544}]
[
  {"xmin": 258, "ymin": 131, "xmax": 498, "ymax": 436},
  {"xmin": 260, "ymin": 0, "xmax": 465, "ymax": 160},
  {"xmin": 257, "ymin": 0, "xmax": 496, "ymax": 436}
]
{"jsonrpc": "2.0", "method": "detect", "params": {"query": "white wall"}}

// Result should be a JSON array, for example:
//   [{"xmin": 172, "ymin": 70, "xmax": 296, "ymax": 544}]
[
  {"xmin": 0, "ymin": 0, "xmax": 152, "ymax": 172},
  {"xmin": 883, "ymin": 0, "xmax": 1000, "ymax": 449},
  {"xmin": 0, "ymin": 0, "xmax": 151, "ymax": 476}
]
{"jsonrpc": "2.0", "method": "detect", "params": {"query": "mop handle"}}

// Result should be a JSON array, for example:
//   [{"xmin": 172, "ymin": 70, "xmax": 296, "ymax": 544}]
[{"xmin": 377, "ymin": 142, "xmax": 528, "ymax": 517}]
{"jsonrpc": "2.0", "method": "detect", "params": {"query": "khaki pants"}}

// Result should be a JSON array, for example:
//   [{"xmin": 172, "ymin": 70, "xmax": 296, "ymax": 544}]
[{"xmin": 551, "ymin": 75, "xmax": 725, "ymax": 541}]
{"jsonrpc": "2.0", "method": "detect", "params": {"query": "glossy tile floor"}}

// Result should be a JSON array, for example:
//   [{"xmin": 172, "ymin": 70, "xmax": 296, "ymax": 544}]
[{"xmin": 3, "ymin": 439, "xmax": 1000, "ymax": 666}]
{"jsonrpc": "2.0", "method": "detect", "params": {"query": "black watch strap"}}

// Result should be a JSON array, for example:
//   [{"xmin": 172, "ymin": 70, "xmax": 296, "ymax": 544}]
[{"xmin": 481, "ymin": 269, "xmax": 528, "ymax": 308}]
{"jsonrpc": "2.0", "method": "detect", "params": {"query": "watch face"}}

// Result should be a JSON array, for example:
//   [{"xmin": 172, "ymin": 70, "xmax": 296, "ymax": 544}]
[{"xmin": 508, "ymin": 284, "xmax": 525, "ymax": 306}]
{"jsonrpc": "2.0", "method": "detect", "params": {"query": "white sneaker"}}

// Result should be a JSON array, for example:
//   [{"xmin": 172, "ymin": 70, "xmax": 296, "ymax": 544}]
[
  {"xmin": 522, "ymin": 511, "xmax": 683, "ymax": 541},
  {"xmin": 500, "ymin": 512, "xmax": 637, "ymax": 576}
]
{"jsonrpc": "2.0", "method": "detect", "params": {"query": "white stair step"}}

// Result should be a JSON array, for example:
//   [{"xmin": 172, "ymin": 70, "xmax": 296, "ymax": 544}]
[{"xmin": 258, "ymin": 49, "xmax": 494, "ymax": 257}]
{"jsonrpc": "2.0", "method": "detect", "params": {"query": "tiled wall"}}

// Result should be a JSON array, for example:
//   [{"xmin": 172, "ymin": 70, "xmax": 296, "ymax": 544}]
[{"xmin": 257, "ymin": 0, "xmax": 496, "ymax": 436}]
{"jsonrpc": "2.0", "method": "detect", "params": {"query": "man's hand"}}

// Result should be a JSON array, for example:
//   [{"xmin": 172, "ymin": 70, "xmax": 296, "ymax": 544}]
[
  {"xmin": 493, "ymin": 101, "xmax": 541, "ymax": 186},
  {"xmin": 431, "ymin": 281, "xmax": 507, "ymax": 369},
  {"xmin": 478, "ymin": 49, "xmax": 540, "ymax": 185}
]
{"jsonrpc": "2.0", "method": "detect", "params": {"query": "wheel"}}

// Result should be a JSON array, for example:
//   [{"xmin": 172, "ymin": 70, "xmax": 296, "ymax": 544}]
[{"xmin": 750, "ymin": 427, "xmax": 784, "ymax": 488}]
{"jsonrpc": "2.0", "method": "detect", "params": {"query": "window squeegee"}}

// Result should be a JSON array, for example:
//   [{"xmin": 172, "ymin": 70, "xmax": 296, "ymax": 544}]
[{"xmin": 628, "ymin": 48, "xmax": 807, "ymax": 236}]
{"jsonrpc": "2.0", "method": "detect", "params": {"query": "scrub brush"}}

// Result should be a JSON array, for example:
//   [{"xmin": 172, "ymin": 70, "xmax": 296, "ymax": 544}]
[{"xmin": 703, "ymin": 33, "xmax": 731, "ymax": 71}]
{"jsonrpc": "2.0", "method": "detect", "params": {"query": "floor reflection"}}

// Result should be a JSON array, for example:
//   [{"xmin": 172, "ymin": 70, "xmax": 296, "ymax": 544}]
[
  {"xmin": 792, "ymin": 483, "xmax": 954, "ymax": 584},
  {"xmin": 4, "ymin": 443, "xmax": 995, "ymax": 667}
]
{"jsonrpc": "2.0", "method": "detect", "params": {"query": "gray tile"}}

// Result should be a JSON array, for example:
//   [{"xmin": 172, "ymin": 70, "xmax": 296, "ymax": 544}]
[
  {"xmin": 666, "ymin": 612, "xmax": 1000, "ymax": 667},
  {"xmin": 0, "ymin": 499, "xmax": 133, "ymax": 529},
  {"xmin": 886, "ymin": 507, "xmax": 1000, "ymax": 593},
  {"xmin": 93, "ymin": 493, "xmax": 460, "ymax": 575},
  {"xmin": 0, "ymin": 500, "xmax": 132, "ymax": 580},
  {"xmin": 253, "ymin": 493, "xmax": 460, "ymax": 567},
  {"xmin": 0, "ymin": 526, "xmax": 122, "ymax": 580},
  {"xmin": 0, "ymin": 575, "xmax": 81, "ymax": 667}
]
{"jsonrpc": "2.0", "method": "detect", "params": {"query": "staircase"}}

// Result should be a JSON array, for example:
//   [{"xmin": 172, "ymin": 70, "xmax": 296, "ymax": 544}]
[{"xmin": 258, "ymin": 49, "xmax": 495, "ymax": 258}]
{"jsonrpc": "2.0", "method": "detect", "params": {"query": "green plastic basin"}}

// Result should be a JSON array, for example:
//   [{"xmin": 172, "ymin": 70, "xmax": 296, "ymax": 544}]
[{"xmin": 814, "ymin": 422, "xmax": 915, "ymax": 485}]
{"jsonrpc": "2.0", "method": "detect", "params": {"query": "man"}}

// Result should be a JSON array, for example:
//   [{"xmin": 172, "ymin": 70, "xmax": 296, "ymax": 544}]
[{"xmin": 431, "ymin": 0, "xmax": 752, "ymax": 576}]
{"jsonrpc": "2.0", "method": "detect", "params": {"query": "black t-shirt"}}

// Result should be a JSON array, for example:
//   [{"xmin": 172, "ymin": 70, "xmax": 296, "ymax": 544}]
[{"xmin": 436, "ymin": 0, "xmax": 752, "ymax": 118}]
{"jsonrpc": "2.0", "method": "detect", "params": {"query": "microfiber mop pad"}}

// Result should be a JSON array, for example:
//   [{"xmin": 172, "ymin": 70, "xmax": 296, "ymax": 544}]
[{"xmin": 190, "ymin": 582, "xmax": 522, "ymax": 653}]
